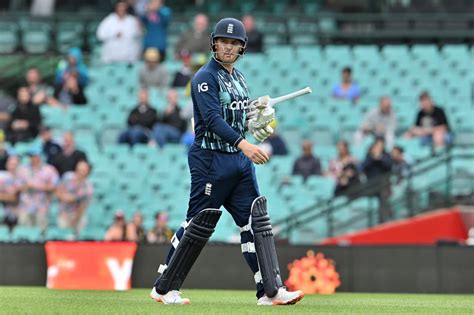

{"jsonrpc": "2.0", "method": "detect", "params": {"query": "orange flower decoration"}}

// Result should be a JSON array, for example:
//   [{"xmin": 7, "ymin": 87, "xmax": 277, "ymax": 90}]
[{"xmin": 285, "ymin": 251, "xmax": 341, "ymax": 294}]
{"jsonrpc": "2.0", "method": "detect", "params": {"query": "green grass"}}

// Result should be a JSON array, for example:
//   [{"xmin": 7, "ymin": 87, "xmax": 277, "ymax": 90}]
[{"xmin": 1, "ymin": 287, "xmax": 473, "ymax": 314}]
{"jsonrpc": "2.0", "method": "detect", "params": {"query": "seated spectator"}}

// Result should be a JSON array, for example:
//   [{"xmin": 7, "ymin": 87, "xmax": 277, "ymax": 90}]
[
  {"xmin": 6, "ymin": 87, "xmax": 42, "ymax": 144},
  {"xmin": 105, "ymin": 210, "xmax": 127, "ymax": 241},
  {"xmin": 404, "ymin": 91, "xmax": 452, "ymax": 148},
  {"xmin": 56, "ymin": 160, "xmax": 93, "ymax": 233},
  {"xmin": 147, "ymin": 212, "xmax": 173, "ymax": 244},
  {"xmin": 391, "ymin": 146, "xmax": 410, "ymax": 183},
  {"xmin": 24, "ymin": 67, "xmax": 58, "ymax": 106},
  {"xmin": 39, "ymin": 126, "xmax": 62, "ymax": 165},
  {"xmin": 126, "ymin": 211, "xmax": 146, "ymax": 242},
  {"xmin": 354, "ymin": 96, "xmax": 396, "ymax": 149},
  {"xmin": 55, "ymin": 47, "xmax": 89, "ymax": 88},
  {"xmin": 97, "ymin": 0, "xmax": 142, "ymax": 64},
  {"xmin": 326, "ymin": 140, "xmax": 357, "ymax": 181},
  {"xmin": 242, "ymin": 15, "xmax": 263, "ymax": 53},
  {"xmin": 118, "ymin": 88, "xmax": 158, "ymax": 146},
  {"xmin": 262, "ymin": 119, "xmax": 288, "ymax": 156},
  {"xmin": 332, "ymin": 66, "xmax": 361, "ymax": 104},
  {"xmin": 139, "ymin": 48, "xmax": 168, "ymax": 90},
  {"xmin": 334, "ymin": 163, "xmax": 361, "ymax": 198},
  {"xmin": 152, "ymin": 89, "xmax": 187, "ymax": 147},
  {"xmin": 51, "ymin": 131, "xmax": 87, "ymax": 176},
  {"xmin": 174, "ymin": 13, "xmax": 209, "ymax": 58},
  {"xmin": 141, "ymin": 0, "xmax": 171, "ymax": 60},
  {"xmin": 18, "ymin": 148, "xmax": 59, "ymax": 233},
  {"xmin": 0, "ymin": 93, "xmax": 14, "ymax": 130},
  {"xmin": 54, "ymin": 73, "xmax": 87, "ymax": 106},
  {"xmin": 361, "ymin": 138, "xmax": 392, "ymax": 222},
  {"xmin": 0, "ymin": 155, "xmax": 27, "ymax": 231},
  {"xmin": 171, "ymin": 51, "xmax": 193, "ymax": 88},
  {"xmin": 292, "ymin": 141, "xmax": 322, "ymax": 182}
]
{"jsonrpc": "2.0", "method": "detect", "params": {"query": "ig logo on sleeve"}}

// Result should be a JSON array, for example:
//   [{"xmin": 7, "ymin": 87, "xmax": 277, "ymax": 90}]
[{"xmin": 198, "ymin": 82, "xmax": 208, "ymax": 93}]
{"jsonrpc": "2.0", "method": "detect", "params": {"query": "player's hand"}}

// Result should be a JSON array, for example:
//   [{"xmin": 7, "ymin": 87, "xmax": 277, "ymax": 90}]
[
  {"xmin": 247, "ymin": 95, "xmax": 270, "ymax": 120},
  {"xmin": 238, "ymin": 139, "xmax": 270, "ymax": 164},
  {"xmin": 249, "ymin": 124, "xmax": 274, "ymax": 142}
]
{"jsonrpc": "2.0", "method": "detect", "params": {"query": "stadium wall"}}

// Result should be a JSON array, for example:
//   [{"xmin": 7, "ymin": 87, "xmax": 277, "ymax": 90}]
[{"xmin": 1, "ymin": 243, "xmax": 473, "ymax": 293}]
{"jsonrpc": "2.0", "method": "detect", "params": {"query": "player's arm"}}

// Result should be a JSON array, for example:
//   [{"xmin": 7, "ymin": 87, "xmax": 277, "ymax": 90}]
[{"xmin": 192, "ymin": 72, "xmax": 244, "ymax": 148}]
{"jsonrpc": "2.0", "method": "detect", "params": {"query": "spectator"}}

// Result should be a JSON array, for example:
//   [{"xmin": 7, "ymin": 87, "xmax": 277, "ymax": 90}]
[
  {"xmin": 292, "ymin": 141, "xmax": 322, "ymax": 182},
  {"xmin": 354, "ymin": 96, "xmax": 396, "ymax": 149},
  {"xmin": 18, "ymin": 148, "xmax": 59, "ymax": 233},
  {"xmin": 24, "ymin": 67, "xmax": 58, "ymax": 106},
  {"xmin": 262, "ymin": 120, "xmax": 288, "ymax": 156},
  {"xmin": 39, "ymin": 126, "xmax": 62, "ymax": 165},
  {"xmin": 0, "ymin": 155, "xmax": 27, "ymax": 231},
  {"xmin": 54, "ymin": 73, "xmax": 87, "ymax": 106},
  {"xmin": 51, "ymin": 131, "xmax": 87, "ymax": 176},
  {"xmin": 126, "ymin": 211, "xmax": 146, "ymax": 242},
  {"xmin": 105, "ymin": 210, "xmax": 128, "ymax": 241},
  {"xmin": 6, "ymin": 87, "xmax": 42, "ymax": 144},
  {"xmin": 0, "ymin": 132, "xmax": 8, "ymax": 170},
  {"xmin": 334, "ymin": 163, "xmax": 360, "ymax": 198},
  {"xmin": 97, "ymin": 0, "xmax": 142, "ymax": 64},
  {"xmin": 242, "ymin": 15, "xmax": 263, "ymax": 53},
  {"xmin": 332, "ymin": 66, "xmax": 361, "ymax": 104},
  {"xmin": 55, "ymin": 47, "xmax": 89, "ymax": 88},
  {"xmin": 141, "ymin": 0, "xmax": 172, "ymax": 61},
  {"xmin": 171, "ymin": 51, "xmax": 193, "ymax": 87},
  {"xmin": 139, "ymin": 48, "xmax": 169, "ymax": 90},
  {"xmin": 152, "ymin": 89, "xmax": 187, "ymax": 147},
  {"xmin": 147, "ymin": 212, "xmax": 173, "ymax": 244},
  {"xmin": 118, "ymin": 88, "xmax": 158, "ymax": 146},
  {"xmin": 174, "ymin": 13, "xmax": 209, "ymax": 58},
  {"xmin": 56, "ymin": 160, "xmax": 93, "ymax": 233},
  {"xmin": 404, "ymin": 91, "xmax": 452, "ymax": 148},
  {"xmin": 361, "ymin": 138, "xmax": 393, "ymax": 222},
  {"xmin": 327, "ymin": 140, "xmax": 357, "ymax": 181},
  {"xmin": 391, "ymin": 146, "xmax": 410, "ymax": 183}
]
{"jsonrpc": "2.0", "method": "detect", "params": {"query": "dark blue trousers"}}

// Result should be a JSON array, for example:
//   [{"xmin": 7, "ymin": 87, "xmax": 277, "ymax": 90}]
[{"xmin": 154, "ymin": 144, "xmax": 265, "ymax": 298}]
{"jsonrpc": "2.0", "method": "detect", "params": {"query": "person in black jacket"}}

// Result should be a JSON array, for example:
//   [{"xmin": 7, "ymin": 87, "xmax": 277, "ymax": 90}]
[
  {"xmin": 53, "ymin": 72, "xmax": 87, "ymax": 106},
  {"xmin": 51, "ymin": 131, "xmax": 88, "ymax": 176},
  {"xmin": 6, "ymin": 87, "xmax": 42, "ymax": 144},
  {"xmin": 292, "ymin": 140, "xmax": 321, "ymax": 182},
  {"xmin": 152, "ymin": 89, "xmax": 187, "ymax": 147},
  {"xmin": 118, "ymin": 88, "xmax": 158, "ymax": 146}
]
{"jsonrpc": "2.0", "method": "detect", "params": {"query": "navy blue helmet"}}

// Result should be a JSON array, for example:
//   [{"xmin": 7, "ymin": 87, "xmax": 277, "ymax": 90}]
[{"xmin": 210, "ymin": 18, "xmax": 247, "ymax": 60}]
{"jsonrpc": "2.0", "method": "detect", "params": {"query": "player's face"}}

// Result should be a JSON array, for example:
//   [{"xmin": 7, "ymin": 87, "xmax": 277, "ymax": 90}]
[{"xmin": 215, "ymin": 38, "xmax": 242, "ymax": 63}]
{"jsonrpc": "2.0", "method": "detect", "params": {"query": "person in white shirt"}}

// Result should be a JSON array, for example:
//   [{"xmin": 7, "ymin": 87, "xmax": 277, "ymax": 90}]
[{"xmin": 96, "ymin": 1, "xmax": 142, "ymax": 64}]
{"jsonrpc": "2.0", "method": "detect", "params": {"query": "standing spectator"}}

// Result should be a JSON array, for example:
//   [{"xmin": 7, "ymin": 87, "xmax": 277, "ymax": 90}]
[
  {"xmin": 126, "ymin": 211, "xmax": 146, "ymax": 242},
  {"xmin": 404, "ymin": 91, "xmax": 452, "ymax": 148},
  {"xmin": 141, "ymin": 0, "xmax": 172, "ymax": 61},
  {"xmin": 152, "ymin": 89, "xmax": 187, "ymax": 147},
  {"xmin": 174, "ymin": 13, "xmax": 209, "ymax": 58},
  {"xmin": 391, "ymin": 146, "xmax": 410, "ymax": 182},
  {"xmin": 54, "ymin": 73, "xmax": 87, "ymax": 106},
  {"xmin": 354, "ymin": 96, "xmax": 397, "ymax": 149},
  {"xmin": 6, "ymin": 87, "xmax": 42, "ymax": 144},
  {"xmin": 51, "ymin": 132, "xmax": 87, "ymax": 176},
  {"xmin": 139, "ymin": 48, "xmax": 169, "ymax": 90},
  {"xmin": 242, "ymin": 15, "xmax": 263, "ymax": 53},
  {"xmin": 332, "ymin": 66, "xmax": 361, "ymax": 104},
  {"xmin": 56, "ymin": 160, "xmax": 93, "ymax": 233},
  {"xmin": 361, "ymin": 138, "xmax": 393, "ymax": 222},
  {"xmin": 97, "ymin": 1, "xmax": 142, "ymax": 64},
  {"xmin": 0, "ymin": 155, "xmax": 27, "ymax": 231},
  {"xmin": 18, "ymin": 148, "xmax": 59, "ymax": 233},
  {"xmin": 105, "ymin": 210, "xmax": 128, "ymax": 241},
  {"xmin": 24, "ymin": 67, "xmax": 58, "ymax": 106},
  {"xmin": 171, "ymin": 51, "xmax": 193, "ymax": 87},
  {"xmin": 55, "ymin": 48, "xmax": 89, "ymax": 88},
  {"xmin": 39, "ymin": 126, "xmax": 62, "ymax": 165},
  {"xmin": 118, "ymin": 89, "xmax": 158, "ymax": 146},
  {"xmin": 292, "ymin": 141, "xmax": 322, "ymax": 182},
  {"xmin": 147, "ymin": 212, "xmax": 173, "ymax": 244}
]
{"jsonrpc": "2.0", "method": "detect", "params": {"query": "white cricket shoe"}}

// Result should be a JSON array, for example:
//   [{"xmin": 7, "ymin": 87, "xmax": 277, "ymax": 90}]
[
  {"xmin": 150, "ymin": 287, "xmax": 190, "ymax": 305},
  {"xmin": 257, "ymin": 287, "xmax": 304, "ymax": 306}
]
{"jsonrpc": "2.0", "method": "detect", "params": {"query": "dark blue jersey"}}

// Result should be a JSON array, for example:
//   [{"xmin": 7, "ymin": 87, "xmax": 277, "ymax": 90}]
[{"xmin": 191, "ymin": 58, "xmax": 249, "ymax": 153}]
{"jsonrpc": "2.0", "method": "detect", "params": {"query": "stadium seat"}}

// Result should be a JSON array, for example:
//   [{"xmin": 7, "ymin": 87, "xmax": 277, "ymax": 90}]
[
  {"xmin": 22, "ymin": 22, "xmax": 51, "ymax": 53},
  {"xmin": 0, "ymin": 225, "xmax": 10, "ymax": 242},
  {"xmin": 11, "ymin": 226, "xmax": 42, "ymax": 242},
  {"xmin": 0, "ymin": 22, "xmax": 19, "ymax": 53},
  {"xmin": 56, "ymin": 22, "xmax": 84, "ymax": 53},
  {"xmin": 45, "ymin": 227, "xmax": 76, "ymax": 241}
]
